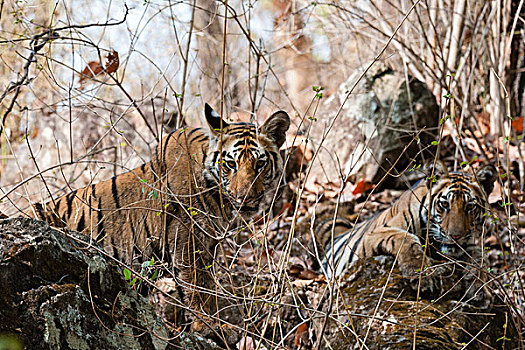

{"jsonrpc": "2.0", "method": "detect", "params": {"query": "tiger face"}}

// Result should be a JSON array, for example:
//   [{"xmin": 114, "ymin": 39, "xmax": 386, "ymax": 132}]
[
  {"xmin": 203, "ymin": 104, "xmax": 290, "ymax": 218},
  {"xmin": 319, "ymin": 163, "xmax": 498, "ymax": 281},
  {"xmin": 424, "ymin": 164, "xmax": 498, "ymax": 250}
]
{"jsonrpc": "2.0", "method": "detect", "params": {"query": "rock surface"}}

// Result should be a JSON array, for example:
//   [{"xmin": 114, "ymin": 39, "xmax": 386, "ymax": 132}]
[
  {"xmin": 310, "ymin": 62, "xmax": 439, "ymax": 187},
  {"xmin": 309, "ymin": 256, "xmax": 517, "ymax": 349},
  {"xmin": 1, "ymin": 219, "xmax": 516, "ymax": 350},
  {"xmin": 0, "ymin": 218, "xmax": 173, "ymax": 350}
]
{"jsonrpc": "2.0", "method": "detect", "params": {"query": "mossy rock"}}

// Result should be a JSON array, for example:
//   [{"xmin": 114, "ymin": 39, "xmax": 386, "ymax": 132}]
[{"xmin": 314, "ymin": 256, "xmax": 517, "ymax": 349}]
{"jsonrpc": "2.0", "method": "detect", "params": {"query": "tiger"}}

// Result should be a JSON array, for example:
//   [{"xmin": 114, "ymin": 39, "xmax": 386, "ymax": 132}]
[
  {"xmin": 319, "ymin": 163, "xmax": 498, "ymax": 294},
  {"xmin": 23, "ymin": 103, "xmax": 290, "ymax": 338}
]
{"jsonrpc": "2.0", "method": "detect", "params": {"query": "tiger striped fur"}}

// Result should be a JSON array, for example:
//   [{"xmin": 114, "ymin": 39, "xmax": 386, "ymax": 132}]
[
  {"xmin": 26, "ymin": 103, "xmax": 290, "ymax": 332},
  {"xmin": 320, "ymin": 164, "xmax": 498, "ymax": 290}
]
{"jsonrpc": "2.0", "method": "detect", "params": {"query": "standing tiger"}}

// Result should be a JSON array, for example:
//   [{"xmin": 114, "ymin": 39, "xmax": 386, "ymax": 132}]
[
  {"xmin": 25, "ymin": 103, "xmax": 290, "ymax": 336},
  {"xmin": 319, "ymin": 163, "xmax": 498, "ymax": 292}
]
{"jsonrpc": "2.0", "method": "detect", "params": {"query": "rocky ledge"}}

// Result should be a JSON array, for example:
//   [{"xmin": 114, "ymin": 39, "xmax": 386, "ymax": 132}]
[{"xmin": 0, "ymin": 218, "xmax": 221, "ymax": 350}]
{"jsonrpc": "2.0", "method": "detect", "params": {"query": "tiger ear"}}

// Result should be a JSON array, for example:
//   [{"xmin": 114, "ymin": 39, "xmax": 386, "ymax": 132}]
[
  {"xmin": 476, "ymin": 164, "xmax": 498, "ymax": 195},
  {"xmin": 423, "ymin": 161, "xmax": 448, "ymax": 185},
  {"xmin": 204, "ymin": 103, "xmax": 229, "ymax": 134},
  {"xmin": 261, "ymin": 110, "xmax": 290, "ymax": 148}
]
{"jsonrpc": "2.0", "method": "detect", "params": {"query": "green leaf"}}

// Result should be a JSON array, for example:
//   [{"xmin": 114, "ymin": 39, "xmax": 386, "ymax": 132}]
[{"xmin": 123, "ymin": 268, "xmax": 132, "ymax": 281}]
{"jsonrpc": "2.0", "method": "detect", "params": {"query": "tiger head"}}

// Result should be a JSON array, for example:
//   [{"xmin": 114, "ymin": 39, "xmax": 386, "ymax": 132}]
[
  {"xmin": 203, "ymin": 104, "xmax": 290, "ymax": 218},
  {"xmin": 424, "ymin": 163, "xmax": 498, "ymax": 250}
]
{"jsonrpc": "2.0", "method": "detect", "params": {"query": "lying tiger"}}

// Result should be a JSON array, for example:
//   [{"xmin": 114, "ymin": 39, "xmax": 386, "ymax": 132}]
[
  {"xmin": 319, "ymin": 163, "xmax": 498, "ymax": 293},
  {"xmin": 23, "ymin": 103, "xmax": 290, "ymax": 338}
]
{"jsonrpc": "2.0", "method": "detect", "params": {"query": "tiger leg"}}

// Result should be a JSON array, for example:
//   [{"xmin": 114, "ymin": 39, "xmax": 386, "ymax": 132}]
[
  {"xmin": 461, "ymin": 248, "xmax": 493, "ymax": 307},
  {"xmin": 173, "ymin": 223, "xmax": 215, "ymax": 317},
  {"xmin": 364, "ymin": 227, "xmax": 443, "ymax": 293},
  {"xmin": 175, "ymin": 225, "xmax": 239, "ymax": 345}
]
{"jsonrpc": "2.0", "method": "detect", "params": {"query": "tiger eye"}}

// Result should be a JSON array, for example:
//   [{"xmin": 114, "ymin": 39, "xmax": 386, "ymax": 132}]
[
  {"xmin": 439, "ymin": 199, "xmax": 449, "ymax": 210},
  {"xmin": 225, "ymin": 160, "xmax": 237, "ymax": 169},
  {"xmin": 255, "ymin": 159, "xmax": 267, "ymax": 170}
]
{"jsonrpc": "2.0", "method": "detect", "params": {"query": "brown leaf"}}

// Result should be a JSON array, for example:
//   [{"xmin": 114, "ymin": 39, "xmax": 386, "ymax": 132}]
[
  {"xmin": 484, "ymin": 235, "xmax": 498, "ymax": 247},
  {"xmin": 352, "ymin": 178, "xmax": 374, "ymax": 195},
  {"xmin": 294, "ymin": 323, "xmax": 313, "ymax": 349},
  {"xmin": 79, "ymin": 61, "xmax": 103, "ymax": 84},
  {"xmin": 476, "ymin": 111, "xmax": 491, "ymax": 135},
  {"xmin": 288, "ymin": 263, "xmax": 325, "ymax": 282},
  {"xmin": 79, "ymin": 50, "xmax": 119, "ymax": 85},
  {"xmin": 30, "ymin": 126, "xmax": 39, "ymax": 139},
  {"xmin": 298, "ymin": 269, "xmax": 322, "ymax": 281},
  {"xmin": 105, "ymin": 50, "xmax": 119, "ymax": 74},
  {"xmin": 288, "ymin": 263, "xmax": 304, "ymax": 277},
  {"xmin": 238, "ymin": 336, "xmax": 268, "ymax": 350},
  {"xmin": 277, "ymin": 201, "xmax": 293, "ymax": 217},
  {"xmin": 511, "ymin": 116, "xmax": 524, "ymax": 134}
]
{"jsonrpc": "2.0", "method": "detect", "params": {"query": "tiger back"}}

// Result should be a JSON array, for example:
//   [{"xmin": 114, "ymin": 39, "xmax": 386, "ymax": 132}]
[
  {"xmin": 320, "ymin": 164, "xmax": 498, "ymax": 283},
  {"xmin": 25, "ymin": 103, "xmax": 290, "ymax": 330}
]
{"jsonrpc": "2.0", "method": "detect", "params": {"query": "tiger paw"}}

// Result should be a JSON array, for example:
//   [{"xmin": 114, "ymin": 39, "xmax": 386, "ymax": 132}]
[
  {"xmin": 465, "ymin": 285, "xmax": 493, "ymax": 309},
  {"xmin": 399, "ymin": 260, "xmax": 446, "ymax": 295},
  {"xmin": 191, "ymin": 319, "xmax": 241, "ymax": 347},
  {"xmin": 462, "ymin": 273, "xmax": 494, "ymax": 308}
]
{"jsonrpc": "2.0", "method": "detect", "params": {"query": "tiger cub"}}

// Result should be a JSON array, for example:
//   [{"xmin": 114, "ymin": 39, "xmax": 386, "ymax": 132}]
[
  {"xmin": 26, "ymin": 103, "xmax": 290, "ymax": 332},
  {"xmin": 319, "ymin": 163, "xmax": 498, "ymax": 292}
]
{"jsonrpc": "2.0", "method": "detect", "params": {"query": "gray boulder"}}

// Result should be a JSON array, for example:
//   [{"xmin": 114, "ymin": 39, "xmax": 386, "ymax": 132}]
[
  {"xmin": 0, "ymin": 218, "xmax": 171, "ymax": 350},
  {"xmin": 310, "ymin": 63, "xmax": 439, "ymax": 187}
]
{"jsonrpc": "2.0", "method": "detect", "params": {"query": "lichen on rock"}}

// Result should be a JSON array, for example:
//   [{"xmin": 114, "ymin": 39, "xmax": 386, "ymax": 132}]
[{"xmin": 0, "ymin": 217, "xmax": 171, "ymax": 350}]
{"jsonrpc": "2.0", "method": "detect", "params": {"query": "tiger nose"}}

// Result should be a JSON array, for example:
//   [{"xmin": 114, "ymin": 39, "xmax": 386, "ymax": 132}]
[
  {"xmin": 229, "ymin": 190, "xmax": 246, "ymax": 205},
  {"xmin": 450, "ymin": 230, "xmax": 465, "ymax": 240}
]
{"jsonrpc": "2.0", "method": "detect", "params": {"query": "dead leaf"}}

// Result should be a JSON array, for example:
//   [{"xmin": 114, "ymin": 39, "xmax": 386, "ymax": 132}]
[
  {"xmin": 79, "ymin": 61, "xmax": 103, "ymax": 84},
  {"xmin": 510, "ymin": 215, "xmax": 525, "ymax": 228},
  {"xmin": 288, "ymin": 263, "xmax": 304, "ymax": 277},
  {"xmin": 294, "ymin": 322, "xmax": 313, "ymax": 349},
  {"xmin": 352, "ymin": 178, "xmax": 374, "ymax": 195},
  {"xmin": 476, "ymin": 111, "xmax": 491, "ymax": 135},
  {"xmin": 105, "ymin": 50, "xmax": 119, "ymax": 74},
  {"xmin": 484, "ymin": 235, "xmax": 498, "ymax": 247},
  {"xmin": 277, "ymin": 202, "xmax": 293, "ymax": 217},
  {"xmin": 288, "ymin": 263, "xmax": 325, "ymax": 282},
  {"xmin": 488, "ymin": 180, "xmax": 503, "ymax": 204},
  {"xmin": 298, "ymin": 269, "xmax": 322, "ymax": 280},
  {"xmin": 238, "ymin": 336, "xmax": 268, "ymax": 350},
  {"xmin": 79, "ymin": 50, "xmax": 119, "ymax": 85},
  {"xmin": 511, "ymin": 116, "xmax": 524, "ymax": 134},
  {"xmin": 30, "ymin": 126, "xmax": 39, "ymax": 139}
]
